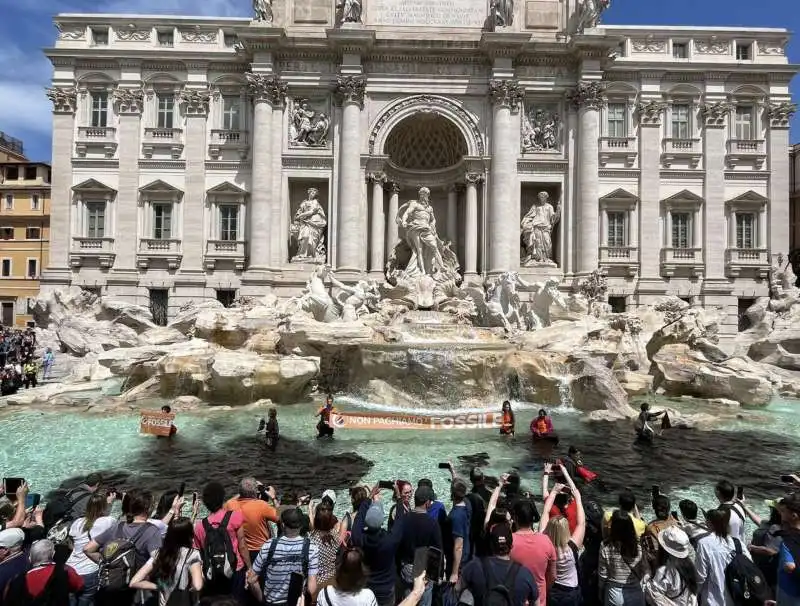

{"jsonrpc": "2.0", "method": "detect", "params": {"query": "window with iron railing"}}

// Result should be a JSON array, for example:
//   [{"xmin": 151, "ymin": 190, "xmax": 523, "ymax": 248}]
[
  {"xmin": 219, "ymin": 205, "xmax": 239, "ymax": 241},
  {"xmin": 671, "ymin": 212, "xmax": 691, "ymax": 249},
  {"xmin": 86, "ymin": 202, "xmax": 106, "ymax": 238},
  {"xmin": 153, "ymin": 203, "xmax": 173, "ymax": 240},
  {"xmin": 91, "ymin": 92, "xmax": 108, "ymax": 128},
  {"xmin": 157, "ymin": 94, "xmax": 175, "ymax": 129},
  {"xmin": 736, "ymin": 212, "xmax": 756, "ymax": 249},
  {"xmin": 607, "ymin": 211, "xmax": 626, "ymax": 248},
  {"xmin": 607, "ymin": 103, "xmax": 627, "ymax": 138},
  {"xmin": 671, "ymin": 104, "xmax": 691, "ymax": 139}
]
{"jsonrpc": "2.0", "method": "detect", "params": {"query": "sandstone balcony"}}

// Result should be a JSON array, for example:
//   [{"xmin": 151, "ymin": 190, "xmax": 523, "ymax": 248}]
[
  {"xmin": 142, "ymin": 127, "xmax": 184, "ymax": 159},
  {"xmin": 208, "ymin": 130, "xmax": 250, "ymax": 160},
  {"xmin": 69, "ymin": 237, "xmax": 115, "ymax": 269},
  {"xmin": 75, "ymin": 126, "xmax": 117, "ymax": 158},
  {"xmin": 203, "ymin": 240, "xmax": 246, "ymax": 271},
  {"xmin": 598, "ymin": 137, "xmax": 637, "ymax": 167},
  {"xmin": 136, "ymin": 238, "xmax": 182, "ymax": 270},
  {"xmin": 661, "ymin": 138, "xmax": 702, "ymax": 168},
  {"xmin": 599, "ymin": 246, "xmax": 639, "ymax": 276},
  {"xmin": 725, "ymin": 139, "xmax": 766, "ymax": 169},
  {"xmin": 725, "ymin": 248, "xmax": 769, "ymax": 278},
  {"xmin": 660, "ymin": 247, "xmax": 704, "ymax": 277}
]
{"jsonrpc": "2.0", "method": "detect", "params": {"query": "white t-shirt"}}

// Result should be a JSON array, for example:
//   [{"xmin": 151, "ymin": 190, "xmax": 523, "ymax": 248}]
[
  {"xmin": 724, "ymin": 502, "xmax": 747, "ymax": 543},
  {"xmin": 66, "ymin": 515, "xmax": 117, "ymax": 575},
  {"xmin": 317, "ymin": 586, "xmax": 378, "ymax": 606}
]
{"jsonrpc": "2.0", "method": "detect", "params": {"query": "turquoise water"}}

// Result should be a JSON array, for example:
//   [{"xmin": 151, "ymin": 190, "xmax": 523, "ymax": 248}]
[{"xmin": 1, "ymin": 397, "xmax": 798, "ymax": 521}]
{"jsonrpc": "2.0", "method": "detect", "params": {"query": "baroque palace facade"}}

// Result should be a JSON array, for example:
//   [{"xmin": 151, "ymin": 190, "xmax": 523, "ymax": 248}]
[{"xmin": 42, "ymin": 0, "xmax": 796, "ymax": 336}]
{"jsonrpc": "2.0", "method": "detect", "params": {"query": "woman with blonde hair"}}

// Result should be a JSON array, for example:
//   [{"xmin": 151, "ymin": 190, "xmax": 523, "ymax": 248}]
[
  {"xmin": 539, "ymin": 465, "xmax": 586, "ymax": 606},
  {"xmin": 66, "ymin": 490, "xmax": 116, "ymax": 606}
]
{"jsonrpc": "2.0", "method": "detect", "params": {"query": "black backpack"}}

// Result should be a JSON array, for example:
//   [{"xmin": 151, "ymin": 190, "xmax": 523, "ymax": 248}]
[
  {"xmin": 43, "ymin": 488, "xmax": 89, "ymax": 547},
  {"xmin": 201, "ymin": 511, "xmax": 237, "ymax": 583},
  {"xmin": 724, "ymin": 538, "xmax": 772, "ymax": 606},
  {"xmin": 98, "ymin": 522, "xmax": 152, "ymax": 592},
  {"xmin": 480, "ymin": 558, "xmax": 521, "ymax": 606}
]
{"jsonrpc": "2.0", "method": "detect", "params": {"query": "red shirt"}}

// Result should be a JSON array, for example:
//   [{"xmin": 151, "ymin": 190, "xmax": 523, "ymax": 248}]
[
  {"xmin": 549, "ymin": 500, "xmax": 579, "ymax": 534},
  {"xmin": 26, "ymin": 564, "xmax": 84, "ymax": 598},
  {"xmin": 511, "ymin": 531, "xmax": 557, "ymax": 606},
  {"xmin": 194, "ymin": 509, "xmax": 246, "ymax": 570}
]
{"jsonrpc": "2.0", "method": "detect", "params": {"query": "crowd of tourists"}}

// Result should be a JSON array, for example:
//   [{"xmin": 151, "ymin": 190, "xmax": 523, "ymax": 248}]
[
  {"xmin": 0, "ymin": 327, "xmax": 54, "ymax": 395},
  {"xmin": 1, "ymin": 462, "xmax": 799, "ymax": 606}
]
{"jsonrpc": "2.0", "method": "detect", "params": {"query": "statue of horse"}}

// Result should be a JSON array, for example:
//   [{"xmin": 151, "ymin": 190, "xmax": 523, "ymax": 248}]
[{"xmin": 522, "ymin": 278, "xmax": 567, "ymax": 330}]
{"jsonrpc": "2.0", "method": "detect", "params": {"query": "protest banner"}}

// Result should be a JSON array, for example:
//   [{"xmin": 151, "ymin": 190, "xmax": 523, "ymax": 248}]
[
  {"xmin": 139, "ymin": 411, "xmax": 175, "ymax": 436},
  {"xmin": 330, "ymin": 410, "xmax": 499, "ymax": 430}
]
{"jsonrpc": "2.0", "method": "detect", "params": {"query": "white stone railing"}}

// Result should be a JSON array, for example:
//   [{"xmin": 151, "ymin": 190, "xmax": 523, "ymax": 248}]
[
  {"xmin": 661, "ymin": 247, "xmax": 702, "ymax": 262},
  {"xmin": 599, "ymin": 136, "xmax": 637, "ymax": 151},
  {"xmin": 144, "ymin": 127, "xmax": 183, "ymax": 142},
  {"xmin": 663, "ymin": 138, "xmax": 701, "ymax": 154},
  {"xmin": 77, "ymin": 126, "xmax": 116, "ymax": 140},
  {"xmin": 72, "ymin": 237, "xmax": 114, "ymax": 251},
  {"xmin": 206, "ymin": 240, "xmax": 245, "ymax": 255},
  {"xmin": 139, "ymin": 238, "xmax": 181, "ymax": 252},
  {"xmin": 727, "ymin": 139, "xmax": 766, "ymax": 155},
  {"xmin": 210, "ymin": 130, "xmax": 248, "ymax": 145},
  {"xmin": 600, "ymin": 246, "xmax": 638, "ymax": 262},
  {"xmin": 725, "ymin": 248, "xmax": 768, "ymax": 264}
]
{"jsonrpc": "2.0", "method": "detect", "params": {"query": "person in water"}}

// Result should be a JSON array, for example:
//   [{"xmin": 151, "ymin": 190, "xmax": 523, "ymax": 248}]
[
  {"xmin": 316, "ymin": 393, "xmax": 336, "ymax": 438},
  {"xmin": 160, "ymin": 404, "xmax": 177, "ymax": 437},
  {"xmin": 636, "ymin": 402, "xmax": 666, "ymax": 440},
  {"xmin": 265, "ymin": 408, "xmax": 279, "ymax": 451},
  {"xmin": 500, "ymin": 400, "xmax": 515, "ymax": 436},
  {"xmin": 530, "ymin": 408, "xmax": 555, "ymax": 438}
]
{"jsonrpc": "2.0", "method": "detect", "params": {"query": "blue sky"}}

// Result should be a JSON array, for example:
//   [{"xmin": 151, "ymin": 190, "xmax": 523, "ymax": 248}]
[{"xmin": 0, "ymin": 0, "xmax": 796, "ymax": 162}]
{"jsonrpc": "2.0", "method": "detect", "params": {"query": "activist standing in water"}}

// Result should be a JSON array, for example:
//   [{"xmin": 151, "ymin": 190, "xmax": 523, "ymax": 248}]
[
  {"xmin": 500, "ymin": 400, "xmax": 515, "ymax": 436},
  {"xmin": 161, "ymin": 405, "xmax": 177, "ymax": 437},
  {"xmin": 266, "ymin": 408, "xmax": 279, "ymax": 451},
  {"xmin": 635, "ymin": 402, "xmax": 667, "ymax": 441},
  {"xmin": 316, "ymin": 393, "xmax": 336, "ymax": 438},
  {"xmin": 530, "ymin": 408, "xmax": 555, "ymax": 439}
]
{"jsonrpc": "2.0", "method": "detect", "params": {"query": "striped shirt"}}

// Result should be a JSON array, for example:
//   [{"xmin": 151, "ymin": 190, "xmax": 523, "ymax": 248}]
[{"xmin": 252, "ymin": 536, "xmax": 320, "ymax": 604}]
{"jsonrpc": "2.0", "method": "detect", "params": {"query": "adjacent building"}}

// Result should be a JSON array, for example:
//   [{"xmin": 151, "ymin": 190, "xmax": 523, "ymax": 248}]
[
  {"xmin": 0, "ymin": 159, "xmax": 51, "ymax": 326},
  {"xmin": 0, "ymin": 132, "xmax": 26, "ymax": 163},
  {"xmin": 41, "ymin": 0, "xmax": 797, "ymax": 339}
]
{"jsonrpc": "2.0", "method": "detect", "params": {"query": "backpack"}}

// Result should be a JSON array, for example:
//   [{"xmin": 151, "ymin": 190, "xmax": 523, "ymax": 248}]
[
  {"xmin": 44, "ymin": 488, "xmax": 90, "ymax": 548},
  {"xmin": 724, "ymin": 538, "xmax": 772, "ymax": 606},
  {"xmin": 201, "ymin": 511, "xmax": 237, "ymax": 583},
  {"xmin": 98, "ymin": 522, "xmax": 151, "ymax": 592},
  {"xmin": 479, "ymin": 558, "xmax": 521, "ymax": 606}
]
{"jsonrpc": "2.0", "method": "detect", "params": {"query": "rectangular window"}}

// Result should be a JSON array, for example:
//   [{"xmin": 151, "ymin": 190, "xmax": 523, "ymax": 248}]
[
  {"xmin": 31, "ymin": 195, "xmax": 40, "ymax": 211},
  {"xmin": 91, "ymin": 92, "xmax": 108, "ymax": 128},
  {"xmin": 219, "ymin": 205, "xmax": 239, "ymax": 241},
  {"xmin": 1, "ymin": 260, "xmax": 11, "ymax": 277},
  {"xmin": 5, "ymin": 166, "xmax": 18, "ymax": 181},
  {"xmin": 222, "ymin": 96, "xmax": 241, "ymax": 131},
  {"xmin": 157, "ymin": 30, "xmax": 174, "ymax": 46},
  {"xmin": 672, "ymin": 42, "xmax": 688, "ymax": 59},
  {"xmin": 25, "ymin": 227, "xmax": 40, "ymax": 240},
  {"xmin": 736, "ymin": 213, "xmax": 756, "ymax": 249},
  {"xmin": 26, "ymin": 259, "xmax": 37, "ymax": 279},
  {"xmin": 4, "ymin": 195, "xmax": 13, "ymax": 210},
  {"xmin": 735, "ymin": 106, "xmax": 754, "ymax": 140},
  {"xmin": 735, "ymin": 42, "xmax": 751, "ymax": 60},
  {"xmin": 0, "ymin": 228, "xmax": 13, "ymax": 240},
  {"xmin": 86, "ymin": 202, "xmax": 106, "ymax": 238},
  {"xmin": 671, "ymin": 212, "xmax": 691, "ymax": 249},
  {"xmin": 607, "ymin": 211, "xmax": 626, "ymax": 248},
  {"xmin": 91, "ymin": 28, "xmax": 108, "ymax": 46},
  {"xmin": 672, "ymin": 104, "xmax": 691, "ymax": 139},
  {"xmin": 157, "ymin": 94, "xmax": 174, "ymax": 129},
  {"xmin": 607, "ymin": 103, "xmax": 627, "ymax": 138},
  {"xmin": 24, "ymin": 166, "xmax": 37, "ymax": 181},
  {"xmin": 153, "ymin": 203, "xmax": 173, "ymax": 239}
]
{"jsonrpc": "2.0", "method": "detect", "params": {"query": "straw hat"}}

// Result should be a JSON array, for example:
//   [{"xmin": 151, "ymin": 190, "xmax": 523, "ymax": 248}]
[{"xmin": 657, "ymin": 526, "xmax": 691, "ymax": 559}]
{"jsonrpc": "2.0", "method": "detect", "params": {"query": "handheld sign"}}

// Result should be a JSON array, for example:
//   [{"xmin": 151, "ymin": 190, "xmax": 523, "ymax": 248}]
[
  {"xmin": 330, "ymin": 411, "xmax": 498, "ymax": 431},
  {"xmin": 139, "ymin": 411, "xmax": 175, "ymax": 436}
]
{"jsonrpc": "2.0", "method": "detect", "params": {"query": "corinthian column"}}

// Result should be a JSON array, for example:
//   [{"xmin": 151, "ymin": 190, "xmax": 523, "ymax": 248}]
[
  {"xmin": 387, "ymin": 182, "xmax": 400, "ymax": 256},
  {"xmin": 767, "ymin": 102, "xmax": 797, "ymax": 264},
  {"xmin": 488, "ymin": 79, "xmax": 523, "ymax": 274},
  {"xmin": 569, "ymin": 81, "xmax": 605, "ymax": 274},
  {"xmin": 44, "ymin": 87, "xmax": 78, "ymax": 285},
  {"xmin": 464, "ymin": 173, "xmax": 483, "ymax": 277},
  {"xmin": 369, "ymin": 172, "xmax": 386, "ymax": 273},
  {"xmin": 245, "ymin": 73, "xmax": 286, "ymax": 271},
  {"xmin": 335, "ymin": 75, "xmax": 367, "ymax": 272}
]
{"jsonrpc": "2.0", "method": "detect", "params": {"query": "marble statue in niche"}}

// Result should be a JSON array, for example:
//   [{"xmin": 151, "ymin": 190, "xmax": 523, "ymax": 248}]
[
  {"xmin": 490, "ymin": 0, "xmax": 514, "ymax": 29},
  {"xmin": 521, "ymin": 106, "xmax": 562, "ymax": 152},
  {"xmin": 336, "ymin": 0, "xmax": 362, "ymax": 24},
  {"xmin": 521, "ymin": 191, "xmax": 560, "ymax": 266},
  {"xmin": 252, "ymin": 0, "xmax": 273, "ymax": 23},
  {"xmin": 290, "ymin": 99, "xmax": 330, "ymax": 147},
  {"xmin": 290, "ymin": 188, "xmax": 327, "ymax": 263}
]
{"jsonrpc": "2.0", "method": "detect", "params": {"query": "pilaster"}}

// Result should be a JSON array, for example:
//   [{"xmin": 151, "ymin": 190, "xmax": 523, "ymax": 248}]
[
  {"xmin": 464, "ymin": 172, "xmax": 483, "ymax": 278},
  {"xmin": 335, "ymin": 74, "xmax": 367, "ymax": 273},
  {"xmin": 701, "ymin": 101, "xmax": 733, "ymax": 279},
  {"xmin": 767, "ymin": 102, "xmax": 797, "ymax": 262},
  {"xmin": 179, "ymin": 88, "xmax": 211, "ymax": 273},
  {"xmin": 369, "ymin": 172, "xmax": 387, "ymax": 274},
  {"xmin": 637, "ymin": 100, "xmax": 667, "ymax": 280},
  {"xmin": 487, "ymin": 78, "xmax": 523, "ymax": 274},
  {"xmin": 387, "ymin": 182, "xmax": 400, "ymax": 258},
  {"xmin": 569, "ymin": 81, "xmax": 605, "ymax": 275},
  {"xmin": 112, "ymin": 87, "xmax": 144, "ymax": 272},
  {"xmin": 43, "ymin": 87, "xmax": 77, "ymax": 284}
]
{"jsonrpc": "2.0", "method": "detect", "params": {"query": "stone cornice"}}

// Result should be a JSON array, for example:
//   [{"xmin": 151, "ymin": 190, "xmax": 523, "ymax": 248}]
[
  {"xmin": 282, "ymin": 156, "xmax": 335, "ymax": 170},
  {"xmin": 334, "ymin": 75, "xmax": 367, "ymax": 108},
  {"xmin": 138, "ymin": 160, "xmax": 186, "ymax": 170}
]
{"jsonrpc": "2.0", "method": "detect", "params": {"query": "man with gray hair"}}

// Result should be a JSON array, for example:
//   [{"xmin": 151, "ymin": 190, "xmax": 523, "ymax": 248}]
[
  {"xmin": 7, "ymin": 538, "xmax": 84, "ymax": 602},
  {"xmin": 225, "ymin": 478, "xmax": 279, "ymax": 563}
]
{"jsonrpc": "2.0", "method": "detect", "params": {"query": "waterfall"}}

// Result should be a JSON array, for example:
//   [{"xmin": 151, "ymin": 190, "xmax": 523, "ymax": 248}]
[{"xmin": 557, "ymin": 376, "xmax": 574, "ymax": 410}]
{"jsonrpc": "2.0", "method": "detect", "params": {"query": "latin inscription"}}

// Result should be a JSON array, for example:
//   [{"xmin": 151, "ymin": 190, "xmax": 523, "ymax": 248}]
[
  {"xmin": 370, "ymin": 0, "xmax": 487, "ymax": 27},
  {"xmin": 525, "ymin": 0, "xmax": 560, "ymax": 29}
]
